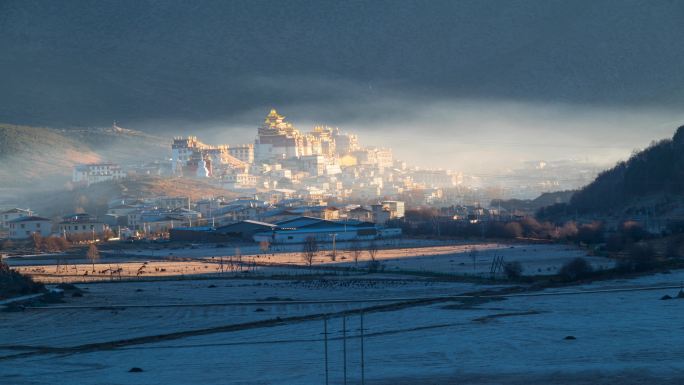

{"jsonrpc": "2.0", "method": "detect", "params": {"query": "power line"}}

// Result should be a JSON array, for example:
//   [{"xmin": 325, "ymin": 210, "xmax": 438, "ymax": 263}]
[{"xmin": 16, "ymin": 283, "xmax": 684, "ymax": 311}]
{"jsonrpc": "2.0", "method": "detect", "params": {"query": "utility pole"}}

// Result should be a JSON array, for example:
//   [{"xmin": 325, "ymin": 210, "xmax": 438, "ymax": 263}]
[
  {"xmin": 324, "ymin": 316, "xmax": 329, "ymax": 385},
  {"xmin": 360, "ymin": 312, "xmax": 365, "ymax": 385},
  {"xmin": 343, "ymin": 315, "xmax": 347, "ymax": 385}
]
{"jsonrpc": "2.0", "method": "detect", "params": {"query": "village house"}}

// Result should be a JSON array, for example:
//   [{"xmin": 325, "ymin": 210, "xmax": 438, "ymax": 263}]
[
  {"xmin": 1, "ymin": 208, "xmax": 33, "ymax": 229},
  {"xmin": 7, "ymin": 216, "xmax": 52, "ymax": 240},
  {"xmin": 58, "ymin": 213, "xmax": 109, "ymax": 239}
]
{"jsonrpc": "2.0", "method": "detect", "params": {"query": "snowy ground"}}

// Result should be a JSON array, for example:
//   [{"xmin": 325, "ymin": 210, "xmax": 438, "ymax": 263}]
[
  {"xmin": 2, "ymin": 269, "xmax": 684, "ymax": 384},
  {"xmin": 0, "ymin": 278, "xmax": 491, "ymax": 349},
  {"xmin": 10, "ymin": 241, "xmax": 613, "ymax": 283}
]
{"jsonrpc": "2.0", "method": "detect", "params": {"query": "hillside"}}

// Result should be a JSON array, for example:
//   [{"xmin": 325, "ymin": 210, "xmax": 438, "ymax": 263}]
[
  {"xmin": 538, "ymin": 125, "xmax": 684, "ymax": 219},
  {"xmin": 0, "ymin": 123, "xmax": 102, "ymax": 187},
  {"xmin": 491, "ymin": 190, "xmax": 576, "ymax": 214},
  {"xmin": 0, "ymin": 123, "xmax": 169, "ymax": 189},
  {"xmin": 17, "ymin": 175, "xmax": 238, "ymax": 219}
]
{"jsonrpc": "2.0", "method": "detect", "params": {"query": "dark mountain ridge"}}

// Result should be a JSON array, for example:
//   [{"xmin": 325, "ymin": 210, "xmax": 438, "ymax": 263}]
[{"xmin": 538, "ymin": 126, "xmax": 684, "ymax": 220}]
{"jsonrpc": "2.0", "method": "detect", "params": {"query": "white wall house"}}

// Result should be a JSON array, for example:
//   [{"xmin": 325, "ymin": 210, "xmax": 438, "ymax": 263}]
[
  {"xmin": 7, "ymin": 216, "xmax": 52, "ymax": 239},
  {"xmin": 58, "ymin": 214, "xmax": 108, "ymax": 238},
  {"xmin": 1, "ymin": 208, "xmax": 32, "ymax": 230},
  {"xmin": 222, "ymin": 173, "xmax": 258, "ymax": 189},
  {"xmin": 73, "ymin": 163, "xmax": 125, "ymax": 186}
]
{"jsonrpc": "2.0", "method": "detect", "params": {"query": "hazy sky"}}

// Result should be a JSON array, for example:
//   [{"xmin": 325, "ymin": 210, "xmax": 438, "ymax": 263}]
[
  {"xmin": 193, "ymin": 97, "xmax": 684, "ymax": 173},
  {"xmin": 2, "ymin": 0, "xmax": 684, "ymax": 173}
]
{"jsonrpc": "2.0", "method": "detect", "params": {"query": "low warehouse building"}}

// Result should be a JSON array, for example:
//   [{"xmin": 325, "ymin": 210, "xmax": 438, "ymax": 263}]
[
  {"xmin": 169, "ymin": 216, "xmax": 401, "ymax": 244},
  {"xmin": 253, "ymin": 216, "xmax": 401, "ymax": 244}
]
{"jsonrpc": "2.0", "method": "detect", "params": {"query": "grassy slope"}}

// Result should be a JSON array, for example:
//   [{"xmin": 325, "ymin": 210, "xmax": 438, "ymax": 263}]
[
  {"xmin": 0, "ymin": 123, "xmax": 101, "ymax": 186},
  {"xmin": 20, "ymin": 175, "xmax": 238, "ymax": 219},
  {"xmin": 0, "ymin": 123, "xmax": 229, "ymax": 215},
  {"xmin": 0, "ymin": 123, "xmax": 170, "ymax": 190}
]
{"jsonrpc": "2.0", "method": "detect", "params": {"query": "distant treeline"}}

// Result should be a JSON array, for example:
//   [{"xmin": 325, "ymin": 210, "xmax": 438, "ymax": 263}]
[
  {"xmin": 391, "ymin": 209, "xmax": 604, "ymax": 243},
  {"xmin": 396, "ymin": 207, "xmax": 684, "ymax": 261}
]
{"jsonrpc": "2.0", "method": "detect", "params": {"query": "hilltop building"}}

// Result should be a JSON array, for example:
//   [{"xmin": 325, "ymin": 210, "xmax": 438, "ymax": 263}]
[
  {"xmin": 254, "ymin": 109, "xmax": 358, "ymax": 162},
  {"xmin": 171, "ymin": 136, "xmax": 247, "ymax": 177},
  {"xmin": 228, "ymin": 144, "xmax": 255, "ymax": 164},
  {"xmin": 73, "ymin": 163, "xmax": 125, "ymax": 186},
  {"xmin": 166, "ymin": 108, "xmax": 460, "ymax": 205}
]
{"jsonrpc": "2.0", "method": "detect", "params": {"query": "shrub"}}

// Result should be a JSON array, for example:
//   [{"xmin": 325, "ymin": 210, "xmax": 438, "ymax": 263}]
[
  {"xmin": 367, "ymin": 259, "xmax": 382, "ymax": 273},
  {"xmin": 503, "ymin": 222, "xmax": 523, "ymax": 239},
  {"xmin": 559, "ymin": 257, "xmax": 594, "ymax": 281},
  {"xmin": 0, "ymin": 259, "xmax": 44, "ymax": 299},
  {"xmin": 1, "ymin": 240, "xmax": 14, "ymax": 250},
  {"xmin": 617, "ymin": 242, "xmax": 657, "ymax": 272},
  {"xmin": 665, "ymin": 235, "xmax": 684, "ymax": 259},
  {"xmin": 605, "ymin": 233, "xmax": 625, "ymax": 252},
  {"xmin": 557, "ymin": 221, "xmax": 579, "ymax": 240},
  {"xmin": 575, "ymin": 222, "xmax": 605, "ymax": 244},
  {"xmin": 619, "ymin": 221, "xmax": 649, "ymax": 242},
  {"xmin": 44, "ymin": 237, "xmax": 69, "ymax": 252},
  {"xmin": 503, "ymin": 261, "xmax": 523, "ymax": 279}
]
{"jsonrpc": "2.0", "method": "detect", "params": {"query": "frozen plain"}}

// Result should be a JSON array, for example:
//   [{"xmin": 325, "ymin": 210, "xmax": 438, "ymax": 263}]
[{"xmin": 1, "ymin": 243, "xmax": 681, "ymax": 384}]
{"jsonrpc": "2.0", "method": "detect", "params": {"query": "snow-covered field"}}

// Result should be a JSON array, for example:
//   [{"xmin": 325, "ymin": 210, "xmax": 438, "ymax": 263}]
[
  {"xmin": 2, "ymin": 269, "xmax": 684, "ymax": 384},
  {"xmin": 0, "ymin": 278, "xmax": 491, "ymax": 349},
  {"xmin": 361, "ymin": 243, "xmax": 612, "ymax": 277},
  {"xmin": 11, "ymin": 241, "xmax": 614, "ymax": 283},
  {"xmin": 4, "ymin": 240, "xmax": 677, "ymax": 384}
]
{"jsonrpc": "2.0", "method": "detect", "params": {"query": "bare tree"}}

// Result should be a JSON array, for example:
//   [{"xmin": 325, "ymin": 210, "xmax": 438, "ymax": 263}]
[
  {"xmin": 227, "ymin": 254, "xmax": 234, "ymax": 272},
  {"xmin": 302, "ymin": 236, "xmax": 318, "ymax": 270},
  {"xmin": 31, "ymin": 233, "xmax": 43, "ymax": 253},
  {"xmin": 469, "ymin": 247, "xmax": 479, "ymax": 271},
  {"xmin": 87, "ymin": 243, "xmax": 100, "ymax": 272},
  {"xmin": 56, "ymin": 237, "xmax": 70, "ymax": 251},
  {"xmin": 44, "ymin": 237, "xmax": 69, "ymax": 253},
  {"xmin": 367, "ymin": 240, "xmax": 379, "ymax": 261},
  {"xmin": 366, "ymin": 240, "xmax": 382, "ymax": 272},
  {"xmin": 102, "ymin": 228, "xmax": 115, "ymax": 241},
  {"xmin": 259, "ymin": 240, "xmax": 270, "ymax": 253},
  {"xmin": 234, "ymin": 247, "xmax": 242, "ymax": 271},
  {"xmin": 349, "ymin": 238, "xmax": 362, "ymax": 267},
  {"xmin": 44, "ymin": 237, "xmax": 59, "ymax": 252},
  {"xmin": 1, "ymin": 239, "xmax": 13, "ymax": 251}
]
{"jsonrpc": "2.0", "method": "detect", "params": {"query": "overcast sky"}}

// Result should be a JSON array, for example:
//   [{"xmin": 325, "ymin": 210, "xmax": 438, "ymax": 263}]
[{"xmin": 2, "ymin": 0, "xmax": 684, "ymax": 172}]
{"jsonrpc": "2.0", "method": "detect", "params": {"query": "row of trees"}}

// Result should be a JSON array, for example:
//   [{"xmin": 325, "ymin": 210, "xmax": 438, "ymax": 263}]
[
  {"xmin": 390, "ymin": 216, "xmax": 605, "ymax": 244},
  {"xmin": 301, "ymin": 237, "xmax": 379, "ymax": 270},
  {"xmin": 0, "ymin": 230, "xmax": 118, "ymax": 254},
  {"xmin": 29, "ymin": 233, "xmax": 70, "ymax": 253}
]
